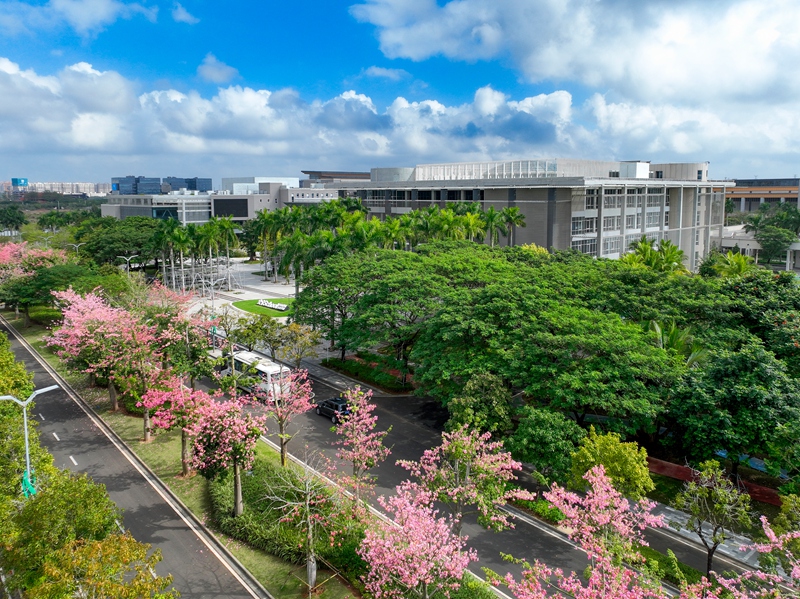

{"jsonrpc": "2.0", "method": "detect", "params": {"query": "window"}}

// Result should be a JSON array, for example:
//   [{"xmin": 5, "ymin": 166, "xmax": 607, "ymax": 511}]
[
  {"xmin": 695, "ymin": 230, "xmax": 700, "ymax": 245},
  {"xmin": 697, "ymin": 170, "xmax": 703, "ymax": 181},
  {"xmin": 646, "ymin": 212, "xmax": 661, "ymax": 227},
  {"xmin": 571, "ymin": 238, "xmax": 597, "ymax": 254},
  {"xmin": 585, "ymin": 189, "xmax": 598, "ymax": 210},
  {"xmin": 626, "ymin": 214, "xmax": 641, "ymax": 230},
  {"xmin": 627, "ymin": 194, "xmax": 642, "ymax": 208},
  {"xmin": 603, "ymin": 215, "xmax": 621, "ymax": 231},
  {"xmin": 664, "ymin": 211, "xmax": 670, "ymax": 227},
  {"xmin": 603, "ymin": 237, "xmax": 622, "ymax": 255},
  {"xmin": 655, "ymin": 171, "xmax": 663, "ymax": 179},
  {"xmin": 603, "ymin": 195, "xmax": 622, "ymax": 209},
  {"xmin": 572, "ymin": 217, "xmax": 584, "ymax": 235},
  {"xmin": 608, "ymin": 171, "xmax": 620, "ymax": 178},
  {"xmin": 584, "ymin": 217, "xmax": 597, "ymax": 234}
]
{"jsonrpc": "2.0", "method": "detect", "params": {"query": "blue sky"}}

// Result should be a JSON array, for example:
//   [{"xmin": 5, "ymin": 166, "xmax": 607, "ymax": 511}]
[{"xmin": 0, "ymin": 0, "xmax": 799, "ymax": 184}]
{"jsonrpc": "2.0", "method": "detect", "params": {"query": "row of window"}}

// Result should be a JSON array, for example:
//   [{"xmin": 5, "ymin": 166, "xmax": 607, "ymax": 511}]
[{"xmin": 572, "ymin": 212, "xmax": 669, "ymax": 234}]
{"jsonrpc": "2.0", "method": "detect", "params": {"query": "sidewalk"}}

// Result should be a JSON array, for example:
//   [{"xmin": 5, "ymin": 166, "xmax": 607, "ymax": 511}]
[{"xmin": 651, "ymin": 503, "xmax": 760, "ymax": 569}]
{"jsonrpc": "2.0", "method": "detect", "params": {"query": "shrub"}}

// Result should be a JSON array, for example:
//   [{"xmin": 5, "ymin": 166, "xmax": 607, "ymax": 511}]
[
  {"xmin": 637, "ymin": 545, "xmax": 703, "ymax": 586},
  {"xmin": 513, "ymin": 498, "xmax": 565, "ymax": 524},
  {"xmin": 208, "ymin": 456, "xmax": 367, "ymax": 586}
]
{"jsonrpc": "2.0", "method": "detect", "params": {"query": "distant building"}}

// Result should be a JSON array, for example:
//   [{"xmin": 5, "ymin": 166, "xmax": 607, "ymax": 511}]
[
  {"xmin": 101, "ymin": 190, "xmax": 213, "ymax": 224},
  {"xmin": 220, "ymin": 176, "xmax": 300, "ymax": 194},
  {"xmin": 319, "ymin": 158, "xmax": 726, "ymax": 271},
  {"xmin": 111, "ymin": 176, "xmax": 162, "ymax": 195},
  {"xmin": 163, "ymin": 177, "xmax": 213, "ymax": 192},
  {"xmin": 726, "ymin": 178, "xmax": 799, "ymax": 213}
]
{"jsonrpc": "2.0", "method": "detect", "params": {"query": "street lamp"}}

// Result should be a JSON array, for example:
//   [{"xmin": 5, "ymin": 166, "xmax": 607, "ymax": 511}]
[
  {"xmin": 67, "ymin": 242, "xmax": 86, "ymax": 255},
  {"xmin": 0, "ymin": 384, "xmax": 60, "ymax": 497},
  {"xmin": 117, "ymin": 254, "xmax": 140, "ymax": 276},
  {"xmin": 41, "ymin": 234, "xmax": 53, "ymax": 249}
]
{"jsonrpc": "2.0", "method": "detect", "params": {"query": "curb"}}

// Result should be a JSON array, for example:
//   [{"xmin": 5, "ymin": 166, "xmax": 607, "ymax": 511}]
[{"xmin": 1, "ymin": 315, "xmax": 275, "ymax": 599}]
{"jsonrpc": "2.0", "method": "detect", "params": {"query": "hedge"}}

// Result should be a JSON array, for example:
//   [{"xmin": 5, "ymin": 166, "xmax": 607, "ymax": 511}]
[{"xmin": 321, "ymin": 357, "xmax": 410, "ymax": 392}]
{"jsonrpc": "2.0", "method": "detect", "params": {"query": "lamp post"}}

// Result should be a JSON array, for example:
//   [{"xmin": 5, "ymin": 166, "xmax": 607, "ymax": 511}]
[
  {"xmin": 41, "ymin": 234, "xmax": 53, "ymax": 249},
  {"xmin": 67, "ymin": 242, "xmax": 86, "ymax": 256},
  {"xmin": 117, "ymin": 254, "xmax": 140, "ymax": 277},
  {"xmin": 0, "ymin": 384, "xmax": 60, "ymax": 496}
]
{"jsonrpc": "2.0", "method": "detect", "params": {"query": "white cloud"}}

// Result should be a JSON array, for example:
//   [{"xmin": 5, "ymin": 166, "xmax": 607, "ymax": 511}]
[
  {"xmin": 0, "ymin": 0, "xmax": 157, "ymax": 36},
  {"xmin": 171, "ymin": 2, "xmax": 198, "ymax": 24},
  {"xmin": 4, "ymin": 55, "xmax": 800, "ymax": 181},
  {"xmin": 364, "ymin": 66, "xmax": 410, "ymax": 81},
  {"xmin": 350, "ymin": 0, "xmax": 800, "ymax": 107},
  {"xmin": 197, "ymin": 53, "xmax": 239, "ymax": 84}
]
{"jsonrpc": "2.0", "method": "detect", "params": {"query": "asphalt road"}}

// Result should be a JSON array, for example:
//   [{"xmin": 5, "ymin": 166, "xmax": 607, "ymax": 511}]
[
  {"xmin": 264, "ymin": 374, "xmax": 751, "ymax": 585},
  {"xmin": 1, "ymin": 320, "xmax": 267, "ymax": 599}
]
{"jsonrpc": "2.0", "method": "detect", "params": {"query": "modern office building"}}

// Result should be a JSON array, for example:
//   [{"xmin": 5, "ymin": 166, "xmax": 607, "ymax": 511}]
[
  {"xmin": 163, "ymin": 177, "xmax": 213, "ymax": 192},
  {"xmin": 111, "ymin": 176, "xmax": 162, "ymax": 195},
  {"xmin": 726, "ymin": 178, "xmax": 799, "ymax": 213},
  {"xmin": 318, "ymin": 158, "xmax": 727, "ymax": 271},
  {"xmin": 101, "ymin": 191, "xmax": 213, "ymax": 224}
]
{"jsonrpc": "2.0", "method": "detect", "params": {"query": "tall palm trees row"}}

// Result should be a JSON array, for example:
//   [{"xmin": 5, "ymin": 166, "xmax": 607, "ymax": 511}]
[
  {"xmin": 252, "ymin": 200, "xmax": 527, "ymax": 294},
  {"xmin": 151, "ymin": 200, "xmax": 527, "ymax": 294}
]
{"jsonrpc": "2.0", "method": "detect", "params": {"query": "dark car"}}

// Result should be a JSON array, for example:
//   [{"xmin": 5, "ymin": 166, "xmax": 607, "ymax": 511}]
[{"xmin": 315, "ymin": 396, "xmax": 350, "ymax": 424}]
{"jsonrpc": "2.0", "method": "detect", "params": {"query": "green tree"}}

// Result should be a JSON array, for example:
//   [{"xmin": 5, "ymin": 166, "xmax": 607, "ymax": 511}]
[
  {"xmin": 0, "ymin": 205, "xmax": 27, "ymax": 234},
  {"xmin": 669, "ymin": 340, "xmax": 800, "ymax": 476},
  {"xmin": 672, "ymin": 460, "xmax": 752, "ymax": 577},
  {"xmin": 278, "ymin": 322, "xmax": 321, "ymax": 369},
  {"xmin": 445, "ymin": 373, "xmax": 513, "ymax": 435},
  {"xmin": 569, "ymin": 427, "xmax": 654, "ymax": 500},
  {"xmin": 6, "ymin": 470, "xmax": 120, "ymax": 590},
  {"xmin": 507, "ymin": 407, "xmax": 585, "ymax": 486},
  {"xmin": 755, "ymin": 225, "xmax": 797, "ymax": 264},
  {"xmin": 483, "ymin": 206, "xmax": 507, "ymax": 248},
  {"xmin": 501, "ymin": 206, "xmax": 526, "ymax": 247},
  {"xmin": 713, "ymin": 250, "xmax": 756, "ymax": 277}
]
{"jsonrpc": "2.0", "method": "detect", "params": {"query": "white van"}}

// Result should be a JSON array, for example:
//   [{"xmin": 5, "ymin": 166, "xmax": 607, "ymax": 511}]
[{"xmin": 220, "ymin": 350, "xmax": 290, "ymax": 398}]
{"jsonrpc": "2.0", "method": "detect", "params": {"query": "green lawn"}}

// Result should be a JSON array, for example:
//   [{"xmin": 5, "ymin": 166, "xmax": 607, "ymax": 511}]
[
  {"xmin": 3, "ymin": 312, "xmax": 357, "ymax": 599},
  {"xmin": 233, "ymin": 298, "xmax": 295, "ymax": 317}
]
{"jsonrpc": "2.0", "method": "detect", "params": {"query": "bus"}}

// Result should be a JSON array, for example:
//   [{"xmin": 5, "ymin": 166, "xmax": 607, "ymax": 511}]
[{"xmin": 220, "ymin": 350, "xmax": 290, "ymax": 398}]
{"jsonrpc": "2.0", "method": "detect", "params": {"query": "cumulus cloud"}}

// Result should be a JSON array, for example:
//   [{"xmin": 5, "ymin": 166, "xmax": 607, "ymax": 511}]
[
  {"xmin": 2, "ymin": 55, "xmax": 800, "ymax": 181},
  {"xmin": 197, "ymin": 53, "xmax": 239, "ymax": 84},
  {"xmin": 171, "ymin": 2, "xmax": 198, "ymax": 24},
  {"xmin": 350, "ymin": 0, "xmax": 800, "ymax": 107},
  {"xmin": 364, "ymin": 66, "xmax": 410, "ymax": 81},
  {"xmin": 0, "ymin": 0, "xmax": 157, "ymax": 36}
]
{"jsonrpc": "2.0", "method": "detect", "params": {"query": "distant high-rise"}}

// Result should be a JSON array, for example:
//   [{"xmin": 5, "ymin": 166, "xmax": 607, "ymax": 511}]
[{"xmin": 111, "ymin": 176, "xmax": 161, "ymax": 195}]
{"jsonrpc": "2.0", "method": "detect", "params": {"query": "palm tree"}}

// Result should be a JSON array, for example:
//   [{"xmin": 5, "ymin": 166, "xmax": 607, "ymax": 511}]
[
  {"xmin": 461, "ymin": 212, "xmax": 485, "ymax": 243},
  {"xmin": 432, "ymin": 209, "xmax": 466, "ymax": 241},
  {"xmin": 381, "ymin": 217, "xmax": 407, "ymax": 250},
  {"xmin": 483, "ymin": 207, "xmax": 507, "ymax": 248},
  {"xmin": 713, "ymin": 250, "xmax": 756, "ymax": 277},
  {"xmin": 649, "ymin": 320, "xmax": 708, "ymax": 368},
  {"xmin": 154, "ymin": 218, "xmax": 180, "ymax": 289},
  {"xmin": 656, "ymin": 239, "xmax": 688, "ymax": 274},
  {"xmin": 279, "ymin": 229, "xmax": 310, "ymax": 295},
  {"xmin": 501, "ymin": 206, "xmax": 526, "ymax": 247},
  {"xmin": 171, "ymin": 225, "xmax": 191, "ymax": 293},
  {"xmin": 197, "ymin": 218, "xmax": 221, "ymax": 299},
  {"xmin": 216, "ymin": 216, "xmax": 239, "ymax": 291}
]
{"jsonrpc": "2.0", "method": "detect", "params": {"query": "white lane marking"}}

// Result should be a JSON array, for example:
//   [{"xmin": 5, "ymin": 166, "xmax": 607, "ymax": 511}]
[
  {"xmin": 69, "ymin": 456, "xmax": 77, "ymax": 466},
  {"xmin": 39, "ymin": 413, "xmax": 45, "ymax": 420},
  {"xmin": 5, "ymin": 322, "xmax": 262, "ymax": 599},
  {"xmin": 52, "ymin": 432, "xmax": 60, "ymax": 441}
]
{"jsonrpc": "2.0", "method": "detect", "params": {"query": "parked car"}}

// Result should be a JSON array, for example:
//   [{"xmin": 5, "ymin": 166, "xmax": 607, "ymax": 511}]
[{"xmin": 315, "ymin": 396, "xmax": 350, "ymax": 424}]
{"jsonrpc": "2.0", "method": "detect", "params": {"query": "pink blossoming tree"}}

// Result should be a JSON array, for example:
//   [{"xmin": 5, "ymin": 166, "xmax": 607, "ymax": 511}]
[
  {"xmin": 490, "ymin": 465, "xmax": 666, "ymax": 599},
  {"xmin": 190, "ymin": 400, "xmax": 265, "ymax": 516},
  {"xmin": 332, "ymin": 386, "xmax": 391, "ymax": 502},
  {"xmin": 358, "ymin": 481, "xmax": 478, "ymax": 599},
  {"xmin": 138, "ymin": 376, "xmax": 214, "ymax": 476},
  {"xmin": 256, "ymin": 369, "xmax": 315, "ymax": 467},
  {"xmin": 398, "ymin": 424, "xmax": 535, "ymax": 536}
]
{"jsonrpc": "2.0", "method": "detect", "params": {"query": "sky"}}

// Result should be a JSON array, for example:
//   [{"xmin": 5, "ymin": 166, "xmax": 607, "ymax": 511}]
[{"xmin": 0, "ymin": 0, "xmax": 799, "ymax": 185}]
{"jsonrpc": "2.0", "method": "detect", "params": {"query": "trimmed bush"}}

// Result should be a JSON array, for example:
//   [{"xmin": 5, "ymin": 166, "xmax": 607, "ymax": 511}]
[
  {"xmin": 513, "ymin": 498, "xmax": 566, "ymax": 524},
  {"xmin": 321, "ymin": 357, "xmax": 410, "ymax": 392}
]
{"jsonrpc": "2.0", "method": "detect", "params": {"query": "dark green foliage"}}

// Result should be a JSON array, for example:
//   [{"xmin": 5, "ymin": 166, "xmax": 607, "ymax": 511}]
[
  {"xmin": 321, "ymin": 357, "xmax": 410, "ymax": 392},
  {"xmin": 636, "ymin": 545, "xmax": 704, "ymax": 586},
  {"xmin": 669, "ymin": 341, "xmax": 800, "ymax": 469},
  {"xmin": 507, "ymin": 407, "xmax": 585, "ymax": 485}
]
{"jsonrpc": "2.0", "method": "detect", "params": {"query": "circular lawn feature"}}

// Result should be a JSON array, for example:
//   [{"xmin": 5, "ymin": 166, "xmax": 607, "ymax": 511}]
[{"xmin": 232, "ymin": 298, "xmax": 294, "ymax": 317}]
